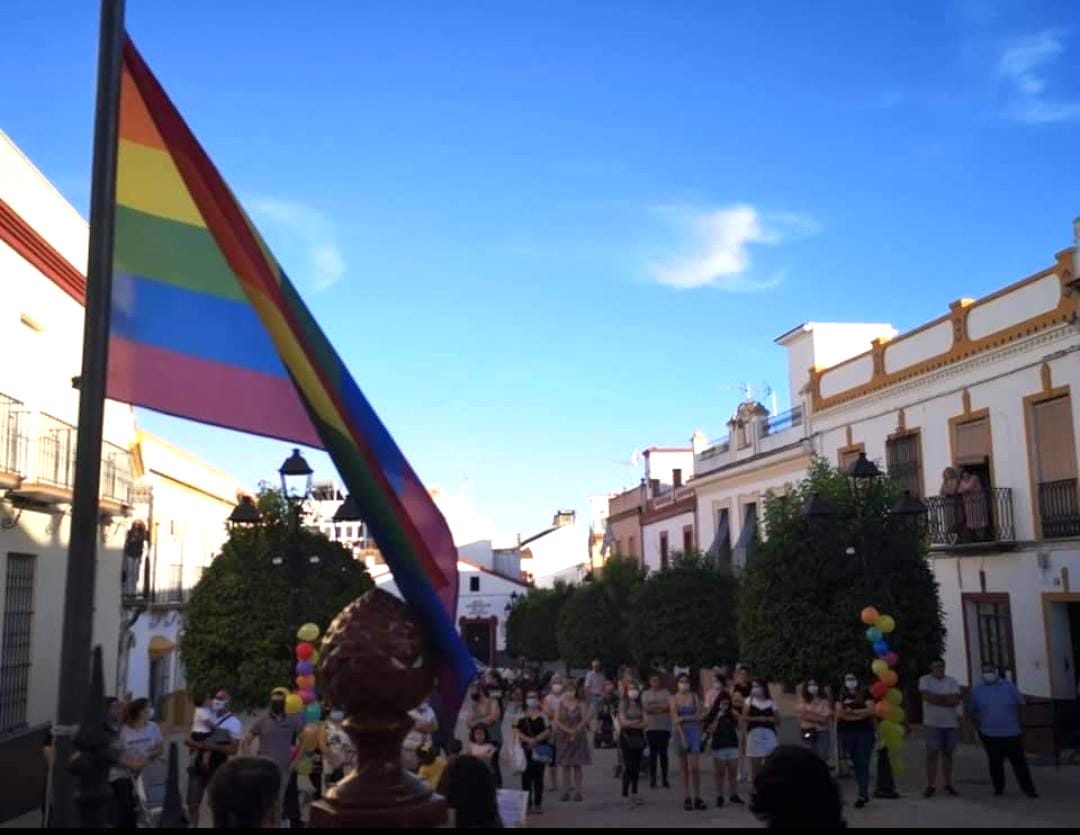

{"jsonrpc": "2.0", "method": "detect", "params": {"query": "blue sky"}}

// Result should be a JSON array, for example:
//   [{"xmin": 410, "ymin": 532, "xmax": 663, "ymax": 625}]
[{"xmin": 2, "ymin": 0, "xmax": 1077, "ymax": 538}]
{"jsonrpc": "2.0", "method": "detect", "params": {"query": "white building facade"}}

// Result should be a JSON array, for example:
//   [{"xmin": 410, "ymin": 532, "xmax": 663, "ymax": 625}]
[
  {"xmin": 0, "ymin": 131, "xmax": 138, "ymax": 742},
  {"xmin": 371, "ymin": 559, "xmax": 529, "ymax": 667},
  {"xmin": 800, "ymin": 230, "xmax": 1080, "ymax": 699}
]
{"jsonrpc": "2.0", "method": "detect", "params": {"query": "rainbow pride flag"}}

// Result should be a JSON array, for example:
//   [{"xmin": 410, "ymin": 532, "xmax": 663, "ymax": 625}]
[{"xmin": 108, "ymin": 36, "xmax": 476, "ymax": 719}]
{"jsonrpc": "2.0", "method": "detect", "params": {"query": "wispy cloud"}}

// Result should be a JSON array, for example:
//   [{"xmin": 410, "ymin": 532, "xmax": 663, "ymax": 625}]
[
  {"xmin": 648, "ymin": 205, "xmax": 816, "ymax": 291},
  {"xmin": 998, "ymin": 30, "xmax": 1080, "ymax": 124},
  {"xmin": 249, "ymin": 198, "xmax": 347, "ymax": 290}
]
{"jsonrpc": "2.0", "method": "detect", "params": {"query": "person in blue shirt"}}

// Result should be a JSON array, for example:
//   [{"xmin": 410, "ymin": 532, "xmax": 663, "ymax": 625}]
[{"xmin": 969, "ymin": 663, "xmax": 1037, "ymax": 798}]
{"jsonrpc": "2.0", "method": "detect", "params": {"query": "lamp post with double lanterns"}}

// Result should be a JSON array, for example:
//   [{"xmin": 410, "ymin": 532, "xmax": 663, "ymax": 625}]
[
  {"xmin": 803, "ymin": 451, "xmax": 928, "ymax": 598},
  {"xmin": 228, "ymin": 448, "xmax": 320, "ymax": 642}
]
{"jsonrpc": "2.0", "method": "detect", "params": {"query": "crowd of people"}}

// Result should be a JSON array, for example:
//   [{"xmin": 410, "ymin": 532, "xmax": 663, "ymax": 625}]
[{"xmin": 82, "ymin": 653, "xmax": 1038, "ymax": 829}]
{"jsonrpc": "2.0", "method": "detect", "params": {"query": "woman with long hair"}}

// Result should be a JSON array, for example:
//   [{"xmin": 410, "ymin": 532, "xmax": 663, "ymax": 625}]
[
  {"xmin": 797, "ymin": 678, "xmax": 833, "ymax": 763},
  {"xmin": 703, "ymin": 689, "xmax": 743, "ymax": 807},
  {"xmin": 670, "ymin": 673, "xmax": 707, "ymax": 811},
  {"xmin": 465, "ymin": 679, "xmax": 503, "ymax": 787},
  {"xmin": 553, "ymin": 678, "xmax": 591, "ymax": 802},
  {"xmin": 515, "ymin": 689, "xmax": 551, "ymax": 815},
  {"xmin": 446, "ymin": 755, "xmax": 504, "ymax": 828},
  {"xmin": 742, "ymin": 679, "xmax": 780, "ymax": 780},
  {"xmin": 836, "ymin": 672, "xmax": 876, "ymax": 809},
  {"xmin": 110, "ymin": 698, "xmax": 162, "ymax": 828}
]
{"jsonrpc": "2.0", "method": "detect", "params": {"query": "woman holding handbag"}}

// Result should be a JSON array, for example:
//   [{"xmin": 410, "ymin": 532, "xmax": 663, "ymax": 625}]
[
  {"xmin": 618, "ymin": 684, "xmax": 648, "ymax": 808},
  {"xmin": 516, "ymin": 690, "xmax": 551, "ymax": 816}
]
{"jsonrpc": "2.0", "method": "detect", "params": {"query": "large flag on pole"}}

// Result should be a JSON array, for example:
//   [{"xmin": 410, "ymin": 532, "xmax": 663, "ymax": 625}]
[{"xmin": 108, "ymin": 36, "xmax": 475, "ymax": 720}]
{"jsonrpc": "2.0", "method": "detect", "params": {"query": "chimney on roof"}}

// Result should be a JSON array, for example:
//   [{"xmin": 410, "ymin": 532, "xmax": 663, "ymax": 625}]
[
  {"xmin": 553, "ymin": 510, "xmax": 576, "ymax": 527},
  {"xmin": 691, "ymin": 430, "xmax": 707, "ymax": 456}
]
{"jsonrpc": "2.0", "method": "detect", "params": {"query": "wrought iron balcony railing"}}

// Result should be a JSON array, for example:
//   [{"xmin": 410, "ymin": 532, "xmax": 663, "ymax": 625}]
[
  {"xmin": 763, "ymin": 405, "xmax": 804, "ymax": 436},
  {"xmin": 1038, "ymin": 478, "xmax": 1080, "ymax": 539},
  {"xmin": 926, "ymin": 488, "xmax": 1015, "ymax": 548}
]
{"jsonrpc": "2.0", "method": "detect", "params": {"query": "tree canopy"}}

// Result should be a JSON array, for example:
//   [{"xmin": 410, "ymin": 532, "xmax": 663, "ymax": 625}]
[
  {"xmin": 628, "ymin": 551, "xmax": 739, "ymax": 671},
  {"xmin": 554, "ymin": 556, "xmax": 645, "ymax": 669},
  {"xmin": 505, "ymin": 582, "xmax": 573, "ymax": 663},
  {"xmin": 180, "ymin": 486, "xmax": 372, "ymax": 710},
  {"xmin": 737, "ymin": 458, "xmax": 945, "ymax": 691}
]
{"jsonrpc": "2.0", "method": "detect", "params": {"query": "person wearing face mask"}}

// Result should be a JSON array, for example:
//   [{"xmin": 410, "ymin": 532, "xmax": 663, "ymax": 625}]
[
  {"xmin": 618, "ymin": 683, "xmax": 647, "ymax": 808},
  {"xmin": 671, "ymin": 673, "xmax": 706, "ymax": 811},
  {"xmin": 970, "ymin": 664, "xmax": 1037, "ymax": 798},
  {"xmin": 797, "ymin": 679, "xmax": 833, "ymax": 763},
  {"xmin": 705, "ymin": 672, "xmax": 727, "ymax": 711},
  {"xmin": 109, "ymin": 698, "xmax": 163, "ymax": 828},
  {"xmin": 703, "ymin": 693, "xmax": 743, "ymax": 807},
  {"xmin": 318, "ymin": 704, "xmax": 355, "ymax": 791},
  {"xmin": 242, "ymin": 687, "xmax": 304, "ymax": 825},
  {"xmin": 553, "ymin": 679, "xmax": 591, "ymax": 801},
  {"xmin": 835, "ymin": 673, "xmax": 876, "ymax": 808},
  {"xmin": 742, "ymin": 679, "xmax": 780, "ymax": 781},
  {"xmin": 516, "ymin": 690, "xmax": 552, "ymax": 815},
  {"xmin": 187, "ymin": 689, "xmax": 243, "ymax": 827},
  {"xmin": 730, "ymin": 666, "xmax": 753, "ymax": 783}
]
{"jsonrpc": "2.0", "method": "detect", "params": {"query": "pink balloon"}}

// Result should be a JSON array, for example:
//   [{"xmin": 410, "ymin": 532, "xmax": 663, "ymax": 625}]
[
  {"xmin": 300, "ymin": 689, "xmax": 317, "ymax": 705},
  {"xmin": 884, "ymin": 651, "xmax": 900, "ymax": 668}
]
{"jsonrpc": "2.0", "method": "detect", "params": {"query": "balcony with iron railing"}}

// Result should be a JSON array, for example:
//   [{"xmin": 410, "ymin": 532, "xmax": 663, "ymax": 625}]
[
  {"xmin": 1038, "ymin": 478, "xmax": 1080, "ymax": 539},
  {"xmin": 763, "ymin": 405, "xmax": 804, "ymax": 436},
  {"xmin": 926, "ymin": 488, "xmax": 1016, "ymax": 550},
  {"xmin": 1, "ymin": 392, "xmax": 135, "ymax": 512},
  {"xmin": 0, "ymin": 394, "xmax": 24, "ymax": 489}
]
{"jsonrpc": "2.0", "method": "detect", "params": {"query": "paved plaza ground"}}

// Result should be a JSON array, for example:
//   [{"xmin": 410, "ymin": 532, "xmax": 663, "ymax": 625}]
[{"xmin": 7, "ymin": 717, "xmax": 1077, "ymax": 828}]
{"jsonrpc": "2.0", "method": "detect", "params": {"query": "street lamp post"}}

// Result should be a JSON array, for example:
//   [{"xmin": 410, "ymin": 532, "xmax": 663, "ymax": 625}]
[{"xmin": 278, "ymin": 449, "xmax": 315, "ymax": 639}]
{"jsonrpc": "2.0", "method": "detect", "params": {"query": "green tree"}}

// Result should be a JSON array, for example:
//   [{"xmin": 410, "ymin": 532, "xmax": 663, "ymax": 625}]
[
  {"xmin": 505, "ymin": 583, "xmax": 572, "ymax": 663},
  {"xmin": 737, "ymin": 458, "xmax": 945, "ymax": 690},
  {"xmin": 629, "ymin": 551, "xmax": 739, "ymax": 671},
  {"xmin": 180, "ymin": 485, "xmax": 372, "ymax": 710},
  {"xmin": 555, "ymin": 555, "xmax": 645, "ymax": 670}
]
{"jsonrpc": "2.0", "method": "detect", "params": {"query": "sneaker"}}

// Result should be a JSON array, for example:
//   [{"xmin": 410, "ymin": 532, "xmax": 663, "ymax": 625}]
[
  {"xmin": 716, "ymin": 796, "xmax": 725, "ymax": 808},
  {"xmin": 854, "ymin": 797, "xmax": 869, "ymax": 809},
  {"xmin": 923, "ymin": 787, "xmax": 936, "ymax": 798},
  {"xmin": 694, "ymin": 797, "xmax": 707, "ymax": 811},
  {"xmin": 573, "ymin": 792, "xmax": 583, "ymax": 802},
  {"xmin": 1024, "ymin": 790, "xmax": 1039, "ymax": 800},
  {"xmin": 662, "ymin": 780, "xmax": 671, "ymax": 789},
  {"xmin": 729, "ymin": 794, "xmax": 744, "ymax": 806},
  {"xmin": 944, "ymin": 785, "xmax": 959, "ymax": 797},
  {"xmin": 684, "ymin": 798, "xmax": 693, "ymax": 811}
]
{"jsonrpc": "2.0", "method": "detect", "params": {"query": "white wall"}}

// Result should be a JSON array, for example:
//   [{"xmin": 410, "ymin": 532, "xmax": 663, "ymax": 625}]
[
  {"xmin": 374, "ymin": 561, "xmax": 527, "ymax": 652},
  {"xmin": 642, "ymin": 511, "xmax": 695, "ymax": 573},
  {"xmin": 1, "ymin": 132, "xmax": 137, "ymax": 729},
  {"xmin": 521, "ymin": 523, "xmax": 588, "ymax": 587},
  {"xmin": 645, "ymin": 449, "xmax": 695, "ymax": 490}
]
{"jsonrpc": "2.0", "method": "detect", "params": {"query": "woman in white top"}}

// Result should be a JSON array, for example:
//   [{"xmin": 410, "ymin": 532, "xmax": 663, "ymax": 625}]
[
  {"xmin": 741, "ymin": 679, "xmax": 780, "ymax": 779},
  {"xmin": 318, "ymin": 706, "xmax": 356, "ymax": 790},
  {"xmin": 796, "ymin": 678, "xmax": 833, "ymax": 763}
]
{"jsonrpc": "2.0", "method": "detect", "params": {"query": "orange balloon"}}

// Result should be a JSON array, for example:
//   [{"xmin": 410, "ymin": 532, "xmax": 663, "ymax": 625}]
[
  {"xmin": 295, "ymin": 674, "xmax": 316, "ymax": 691},
  {"xmin": 860, "ymin": 606, "xmax": 880, "ymax": 625},
  {"xmin": 881, "ymin": 670, "xmax": 899, "ymax": 688},
  {"xmin": 875, "ymin": 701, "xmax": 892, "ymax": 720}
]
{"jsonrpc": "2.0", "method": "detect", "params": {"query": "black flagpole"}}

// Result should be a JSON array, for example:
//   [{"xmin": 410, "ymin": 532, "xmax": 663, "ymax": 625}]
[{"xmin": 49, "ymin": 0, "xmax": 126, "ymax": 827}]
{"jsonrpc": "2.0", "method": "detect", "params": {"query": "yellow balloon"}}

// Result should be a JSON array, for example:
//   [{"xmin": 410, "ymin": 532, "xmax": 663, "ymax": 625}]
[
  {"xmin": 285, "ymin": 693, "xmax": 303, "ymax": 715},
  {"xmin": 297, "ymin": 622, "xmax": 320, "ymax": 642},
  {"xmin": 301, "ymin": 725, "xmax": 319, "ymax": 752},
  {"xmin": 877, "ymin": 615, "xmax": 896, "ymax": 634},
  {"xmin": 871, "ymin": 659, "xmax": 889, "ymax": 678}
]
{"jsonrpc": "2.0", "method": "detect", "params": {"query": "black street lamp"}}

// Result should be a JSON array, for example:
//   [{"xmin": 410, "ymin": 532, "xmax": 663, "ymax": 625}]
[
  {"xmin": 228, "ymin": 494, "xmax": 262, "ymax": 527},
  {"xmin": 278, "ymin": 449, "xmax": 315, "ymax": 638}
]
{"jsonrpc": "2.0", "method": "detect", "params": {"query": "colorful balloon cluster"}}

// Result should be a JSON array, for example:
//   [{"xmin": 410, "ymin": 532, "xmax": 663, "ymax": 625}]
[
  {"xmin": 860, "ymin": 606, "xmax": 905, "ymax": 772},
  {"xmin": 287, "ymin": 622, "xmax": 323, "ymax": 776}
]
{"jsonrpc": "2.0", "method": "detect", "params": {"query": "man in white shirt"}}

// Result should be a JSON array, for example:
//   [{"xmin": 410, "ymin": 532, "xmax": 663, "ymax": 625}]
[
  {"xmin": 919, "ymin": 659, "xmax": 962, "ymax": 797},
  {"xmin": 584, "ymin": 660, "xmax": 606, "ymax": 736}
]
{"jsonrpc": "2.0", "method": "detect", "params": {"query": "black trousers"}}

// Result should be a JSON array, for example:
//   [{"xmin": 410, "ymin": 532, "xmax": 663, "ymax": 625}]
[
  {"xmin": 982, "ymin": 735, "xmax": 1036, "ymax": 795},
  {"xmin": 110, "ymin": 778, "xmax": 137, "ymax": 829},
  {"xmin": 521, "ymin": 756, "xmax": 545, "ymax": 808},
  {"xmin": 646, "ymin": 730, "xmax": 670, "ymax": 785},
  {"xmin": 621, "ymin": 734, "xmax": 645, "ymax": 796}
]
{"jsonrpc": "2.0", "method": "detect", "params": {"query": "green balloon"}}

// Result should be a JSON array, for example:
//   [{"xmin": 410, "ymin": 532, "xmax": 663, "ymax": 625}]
[{"xmin": 885, "ymin": 688, "xmax": 903, "ymax": 706}]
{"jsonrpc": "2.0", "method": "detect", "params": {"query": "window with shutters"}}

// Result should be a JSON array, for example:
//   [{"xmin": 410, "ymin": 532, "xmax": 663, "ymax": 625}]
[
  {"xmin": 886, "ymin": 432, "xmax": 923, "ymax": 499},
  {"xmin": 682, "ymin": 525, "xmax": 694, "ymax": 554},
  {"xmin": 659, "ymin": 532, "xmax": 669, "ymax": 569},
  {"xmin": 1030, "ymin": 394, "xmax": 1080, "ymax": 539},
  {"xmin": 1, "ymin": 554, "xmax": 35, "ymax": 732},
  {"xmin": 953, "ymin": 417, "xmax": 991, "ymax": 468}
]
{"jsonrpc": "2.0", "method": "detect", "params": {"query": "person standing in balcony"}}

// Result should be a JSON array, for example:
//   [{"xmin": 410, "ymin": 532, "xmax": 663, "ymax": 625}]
[
  {"xmin": 959, "ymin": 468, "xmax": 988, "ymax": 541},
  {"xmin": 939, "ymin": 467, "xmax": 962, "ymax": 541}
]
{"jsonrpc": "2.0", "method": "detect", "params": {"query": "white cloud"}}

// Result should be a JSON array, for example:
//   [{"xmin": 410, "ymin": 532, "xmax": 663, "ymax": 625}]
[
  {"xmin": 998, "ymin": 30, "xmax": 1080, "ymax": 124},
  {"xmin": 648, "ymin": 204, "xmax": 814, "ymax": 291},
  {"xmin": 250, "ymin": 198, "xmax": 347, "ymax": 290}
]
